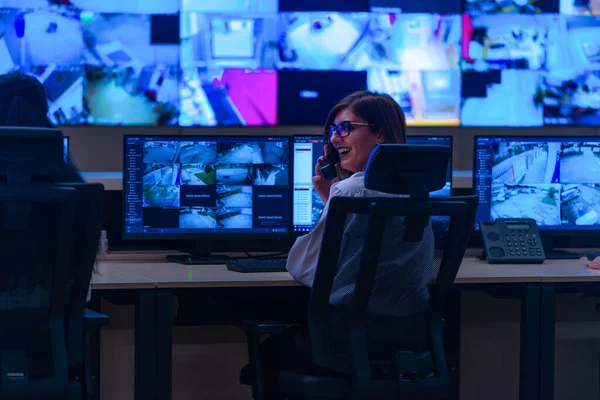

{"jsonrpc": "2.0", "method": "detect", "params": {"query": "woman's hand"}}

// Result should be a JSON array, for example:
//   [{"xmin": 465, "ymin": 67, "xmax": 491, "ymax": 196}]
[
  {"xmin": 587, "ymin": 257, "xmax": 600, "ymax": 270},
  {"xmin": 312, "ymin": 144, "xmax": 341, "ymax": 204}
]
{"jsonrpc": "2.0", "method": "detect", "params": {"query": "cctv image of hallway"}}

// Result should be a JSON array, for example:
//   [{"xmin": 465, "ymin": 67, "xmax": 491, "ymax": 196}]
[
  {"xmin": 217, "ymin": 142, "xmax": 289, "ymax": 164},
  {"xmin": 142, "ymin": 163, "xmax": 181, "ymax": 207},
  {"xmin": 491, "ymin": 183, "xmax": 562, "ymax": 226},
  {"xmin": 179, "ymin": 207, "xmax": 217, "ymax": 229},
  {"xmin": 217, "ymin": 185, "xmax": 252, "ymax": 207},
  {"xmin": 217, "ymin": 207, "xmax": 252, "ymax": 229}
]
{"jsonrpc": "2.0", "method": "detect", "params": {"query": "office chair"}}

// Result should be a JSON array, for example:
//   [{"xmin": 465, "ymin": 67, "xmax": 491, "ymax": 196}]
[
  {"xmin": 240, "ymin": 144, "xmax": 478, "ymax": 399},
  {"xmin": 0, "ymin": 127, "xmax": 104, "ymax": 399}
]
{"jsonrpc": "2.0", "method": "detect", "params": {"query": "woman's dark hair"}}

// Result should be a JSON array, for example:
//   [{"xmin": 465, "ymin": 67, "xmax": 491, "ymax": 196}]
[
  {"xmin": 0, "ymin": 72, "xmax": 53, "ymax": 128},
  {"xmin": 324, "ymin": 90, "xmax": 407, "ymax": 145}
]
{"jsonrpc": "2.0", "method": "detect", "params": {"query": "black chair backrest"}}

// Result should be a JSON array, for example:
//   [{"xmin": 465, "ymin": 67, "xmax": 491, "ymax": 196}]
[
  {"xmin": 0, "ymin": 127, "xmax": 82, "ymax": 185},
  {"xmin": 0, "ymin": 127, "xmax": 102, "ymax": 393},
  {"xmin": 307, "ymin": 144, "xmax": 477, "ymax": 396},
  {"xmin": 0, "ymin": 185, "xmax": 77, "ymax": 393}
]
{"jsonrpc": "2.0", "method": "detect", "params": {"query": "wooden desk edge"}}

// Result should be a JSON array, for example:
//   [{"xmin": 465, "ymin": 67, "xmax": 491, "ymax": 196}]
[
  {"xmin": 92, "ymin": 282, "xmax": 157, "ymax": 290},
  {"xmin": 155, "ymin": 280, "xmax": 303, "ymax": 289}
]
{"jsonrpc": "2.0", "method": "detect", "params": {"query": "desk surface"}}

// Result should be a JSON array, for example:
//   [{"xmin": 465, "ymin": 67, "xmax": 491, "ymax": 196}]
[{"xmin": 91, "ymin": 252, "xmax": 600, "ymax": 290}]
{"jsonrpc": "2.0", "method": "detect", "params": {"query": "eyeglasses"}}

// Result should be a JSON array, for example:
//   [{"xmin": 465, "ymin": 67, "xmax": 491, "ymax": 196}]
[{"xmin": 328, "ymin": 121, "xmax": 376, "ymax": 140}]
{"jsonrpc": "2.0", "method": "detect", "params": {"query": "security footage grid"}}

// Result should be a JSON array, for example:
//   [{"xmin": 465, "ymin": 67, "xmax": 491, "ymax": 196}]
[
  {"xmin": 1, "ymin": 0, "xmax": 599, "ymax": 127},
  {"xmin": 141, "ymin": 139, "xmax": 289, "ymax": 230},
  {"xmin": 478, "ymin": 139, "xmax": 600, "ymax": 228}
]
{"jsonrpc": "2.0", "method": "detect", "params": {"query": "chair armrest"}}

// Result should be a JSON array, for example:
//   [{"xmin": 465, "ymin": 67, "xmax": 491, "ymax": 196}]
[
  {"xmin": 84, "ymin": 309, "xmax": 110, "ymax": 327},
  {"xmin": 242, "ymin": 320, "xmax": 285, "ymax": 335}
]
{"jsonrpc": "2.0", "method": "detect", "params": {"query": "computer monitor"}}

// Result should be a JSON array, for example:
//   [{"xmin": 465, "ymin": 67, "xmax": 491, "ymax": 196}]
[
  {"xmin": 292, "ymin": 135, "xmax": 452, "ymax": 234},
  {"xmin": 123, "ymin": 135, "xmax": 291, "ymax": 255},
  {"xmin": 473, "ymin": 136, "xmax": 600, "ymax": 253}
]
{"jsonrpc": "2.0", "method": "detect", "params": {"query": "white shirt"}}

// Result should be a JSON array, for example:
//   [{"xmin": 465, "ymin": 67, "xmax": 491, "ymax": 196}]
[{"xmin": 287, "ymin": 172, "xmax": 435, "ymax": 317}]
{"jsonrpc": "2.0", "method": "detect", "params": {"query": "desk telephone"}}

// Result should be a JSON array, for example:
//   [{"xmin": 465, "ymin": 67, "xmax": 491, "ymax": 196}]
[{"xmin": 479, "ymin": 218, "xmax": 546, "ymax": 264}]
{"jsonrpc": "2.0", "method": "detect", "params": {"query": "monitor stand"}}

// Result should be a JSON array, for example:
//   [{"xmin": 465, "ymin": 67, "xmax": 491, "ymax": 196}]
[{"xmin": 167, "ymin": 241, "xmax": 233, "ymax": 265}]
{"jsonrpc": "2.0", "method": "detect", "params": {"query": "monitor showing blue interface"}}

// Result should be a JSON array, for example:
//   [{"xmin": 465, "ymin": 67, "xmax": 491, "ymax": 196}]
[
  {"xmin": 123, "ymin": 135, "xmax": 290, "ymax": 238},
  {"xmin": 474, "ymin": 136, "xmax": 600, "ymax": 230},
  {"xmin": 292, "ymin": 135, "xmax": 453, "ymax": 233}
]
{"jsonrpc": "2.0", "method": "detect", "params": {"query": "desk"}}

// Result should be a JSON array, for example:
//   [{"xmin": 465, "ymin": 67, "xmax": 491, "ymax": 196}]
[
  {"xmin": 537, "ymin": 259, "xmax": 600, "ymax": 400},
  {"xmin": 91, "ymin": 255, "xmax": 595, "ymax": 400},
  {"xmin": 91, "ymin": 263, "xmax": 158, "ymax": 400}
]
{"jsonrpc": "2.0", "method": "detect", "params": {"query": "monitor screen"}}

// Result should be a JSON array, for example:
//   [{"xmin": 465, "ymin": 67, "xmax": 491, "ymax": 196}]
[
  {"xmin": 0, "ymin": 8, "xmax": 84, "ymax": 125},
  {"xmin": 80, "ymin": 12, "xmax": 180, "ymax": 126},
  {"xmin": 371, "ymin": 0, "xmax": 461, "ymax": 14},
  {"xmin": 292, "ymin": 135, "xmax": 452, "ymax": 233},
  {"xmin": 463, "ymin": 0, "xmax": 559, "ymax": 14},
  {"xmin": 123, "ymin": 135, "xmax": 290, "ymax": 238},
  {"xmin": 278, "ymin": 70, "xmax": 368, "ymax": 125},
  {"xmin": 179, "ymin": 10, "xmax": 278, "ymax": 126},
  {"xmin": 474, "ymin": 136, "xmax": 600, "ymax": 230},
  {"xmin": 561, "ymin": 0, "xmax": 600, "ymax": 15}
]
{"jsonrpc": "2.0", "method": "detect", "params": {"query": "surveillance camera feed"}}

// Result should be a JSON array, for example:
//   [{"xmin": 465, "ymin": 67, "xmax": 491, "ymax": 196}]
[
  {"xmin": 0, "ymin": 0, "xmax": 179, "ymax": 13},
  {"xmin": 123, "ymin": 136, "xmax": 290, "ymax": 237},
  {"xmin": 463, "ymin": 0, "xmax": 560, "ymax": 14},
  {"xmin": 292, "ymin": 135, "xmax": 452, "ymax": 234},
  {"xmin": 561, "ymin": 0, "xmax": 600, "ymax": 15},
  {"xmin": 0, "ymin": 7, "xmax": 84, "ymax": 125},
  {"xmin": 181, "ymin": 0, "xmax": 278, "ymax": 12},
  {"xmin": 461, "ymin": 13, "xmax": 600, "ymax": 126},
  {"xmin": 475, "ymin": 136, "xmax": 600, "ymax": 230},
  {"xmin": 369, "ymin": 69, "xmax": 461, "ymax": 126},
  {"xmin": 179, "ymin": 11, "xmax": 278, "ymax": 126},
  {"xmin": 370, "ymin": 0, "xmax": 462, "ymax": 13},
  {"xmin": 80, "ymin": 12, "xmax": 180, "ymax": 125}
]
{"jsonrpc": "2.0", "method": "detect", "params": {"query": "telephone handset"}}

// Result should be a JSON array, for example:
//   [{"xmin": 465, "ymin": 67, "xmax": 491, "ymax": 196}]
[
  {"xmin": 479, "ymin": 218, "xmax": 545, "ymax": 264},
  {"xmin": 319, "ymin": 135, "xmax": 340, "ymax": 181}
]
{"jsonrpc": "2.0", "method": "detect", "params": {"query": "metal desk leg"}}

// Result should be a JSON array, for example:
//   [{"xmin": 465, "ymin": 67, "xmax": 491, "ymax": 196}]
[
  {"xmin": 540, "ymin": 285, "xmax": 556, "ymax": 400},
  {"xmin": 135, "ymin": 291, "xmax": 157, "ymax": 400},
  {"xmin": 156, "ymin": 291, "xmax": 173, "ymax": 400},
  {"xmin": 520, "ymin": 285, "xmax": 541, "ymax": 400},
  {"xmin": 445, "ymin": 289, "xmax": 461, "ymax": 400}
]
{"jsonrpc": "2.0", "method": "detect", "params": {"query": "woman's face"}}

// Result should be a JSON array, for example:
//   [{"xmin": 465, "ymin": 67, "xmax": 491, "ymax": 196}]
[{"xmin": 330, "ymin": 109, "xmax": 381, "ymax": 173}]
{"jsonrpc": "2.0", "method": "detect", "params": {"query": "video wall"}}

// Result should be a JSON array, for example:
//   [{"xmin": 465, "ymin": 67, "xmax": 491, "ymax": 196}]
[{"xmin": 1, "ymin": 0, "xmax": 599, "ymax": 127}]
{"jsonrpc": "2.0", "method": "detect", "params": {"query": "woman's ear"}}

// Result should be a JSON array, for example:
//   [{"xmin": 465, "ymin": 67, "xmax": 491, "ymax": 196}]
[{"xmin": 376, "ymin": 131, "xmax": 385, "ymax": 144}]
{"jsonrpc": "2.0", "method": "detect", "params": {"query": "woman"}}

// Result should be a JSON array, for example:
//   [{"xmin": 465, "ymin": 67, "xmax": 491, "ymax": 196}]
[
  {"xmin": 0, "ymin": 71, "xmax": 82, "ymax": 182},
  {"xmin": 252, "ymin": 91, "xmax": 435, "ymax": 399},
  {"xmin": 0, "ymin": 72, "xmax": 92, "ymax": 302}
]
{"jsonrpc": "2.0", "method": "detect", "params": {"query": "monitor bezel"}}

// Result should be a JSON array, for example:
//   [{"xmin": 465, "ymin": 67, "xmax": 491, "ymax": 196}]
[
  {"xmin": 290, "ymin": 133, "xmax": 454, "ymax": 237},
  {"xmin": 122, "ymin": 134, "xmax": 293, "ymax": 242},
  {"xmin": 472, "ymin": 134, "xmax": 600, "ymax": 237}
]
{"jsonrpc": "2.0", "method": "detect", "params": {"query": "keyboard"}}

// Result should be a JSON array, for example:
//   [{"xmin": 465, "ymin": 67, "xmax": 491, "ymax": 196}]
[
  {"xmin": 226, "ymin": 259, "xmax": 288, "ymax": 273},
  {"xmin": 167, "ymin": 255, "xmax": 234, "ymax": 265}
]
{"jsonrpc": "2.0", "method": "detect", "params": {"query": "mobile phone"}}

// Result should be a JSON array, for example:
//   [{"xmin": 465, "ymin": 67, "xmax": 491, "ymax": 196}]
[{"xmin": 319, "ymin": 136, "xmax": 340, "ymax": 181}]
